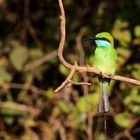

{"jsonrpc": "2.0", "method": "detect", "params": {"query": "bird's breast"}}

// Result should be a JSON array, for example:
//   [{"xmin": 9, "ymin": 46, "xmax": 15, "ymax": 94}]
[{"xmin": 93, "ymin": 47, "xmax": 116, "ymax": 75}]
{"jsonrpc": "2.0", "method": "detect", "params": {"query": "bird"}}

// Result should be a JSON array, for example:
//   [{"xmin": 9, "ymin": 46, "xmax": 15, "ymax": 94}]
[{"xmin": 85, "ymin": 32, "xmax": 117, "ymax": 113}]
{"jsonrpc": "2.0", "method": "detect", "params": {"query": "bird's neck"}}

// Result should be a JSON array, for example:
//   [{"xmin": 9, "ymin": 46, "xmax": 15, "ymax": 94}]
[
  {"xmin": 96, "ymin": 45, "xmax": 112, "ymax": 49},
  {"xmin": 95, "ymin": 40, "xmax": 113, "ymax": 48}
]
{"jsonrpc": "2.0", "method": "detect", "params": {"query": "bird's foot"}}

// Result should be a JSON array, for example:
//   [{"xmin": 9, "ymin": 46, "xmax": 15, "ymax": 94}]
[
  {"xmin": 99, "ymin": 71, "xmax": 106, "ymax": 78},
  {"xmin": 99, "ymin": 72, "xmax": 114, "ymax": 79},
  {"xmin": 108, "ymin": 74, "xmax": 114, "ymax": 79}
]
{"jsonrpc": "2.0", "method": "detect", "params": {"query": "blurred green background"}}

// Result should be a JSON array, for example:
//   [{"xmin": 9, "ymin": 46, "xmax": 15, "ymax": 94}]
[{"xmin": 0, "ymin": 0, "xmax": 140, "ymax": 139}]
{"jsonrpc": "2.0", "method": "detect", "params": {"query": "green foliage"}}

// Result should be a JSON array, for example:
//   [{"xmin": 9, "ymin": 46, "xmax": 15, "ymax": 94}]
[
  {"xmin": 21, "ymin": 135, "xmax": 32, "ymax": 140},
  {"xmin": 2, "ymin": 133, "xmax": 11, "ymax": 140},
  {"xmin": 76, "ymin": 93, "xmax": 99, "ymax": 113},
  {"xmin": 112, "ymin": 19, "xmax": 131, "ymax": 47},
  {"xmin": 59, "ymin": 64, "xmax": 70, "ymax": 76},
  {"xmin": 0, "ymin": 68, "xmax": 11, "ymax": 83},
  {"xmin": 0, "ymin": 107, "xmax": 26, "ymax": 125},
  {"xmin": 44, "ymin": 87, "xmax": 54, "ymax": 99},
  {"xmin": 10, "ymin": 44, "xmax": 29, "ymax": 71},
  {"xmin": 96, "ymin": 133, "xmax": 107, "ymax": 140},
  {"xmin": 58, "ymin": 100, "xmax": 71, "ymax": 113},
  {"xmin": 134, "ymin": 25, "xmax": 140, "ymax": 37},
  {"xmin": 114, "ymin": 112, "xmax": 131, "ymax": 128},
  {"xmin": 19, "ymin": 118, "xmax": 36, "ymax": 127}
]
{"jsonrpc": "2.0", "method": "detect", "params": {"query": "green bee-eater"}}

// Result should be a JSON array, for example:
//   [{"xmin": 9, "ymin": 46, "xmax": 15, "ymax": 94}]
[{"xmin": 86, "ymin": 32, "xmax": 117, "ymax": 113}]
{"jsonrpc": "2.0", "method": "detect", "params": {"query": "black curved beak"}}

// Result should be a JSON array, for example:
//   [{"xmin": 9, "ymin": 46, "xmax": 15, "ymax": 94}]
[
  {"xmin": 83, "ymin": 36, "xmax": 98, "ymax": 42},
  {"xmin": 83, "ymin": 36, "xmax": 111, "ymax": 43}
]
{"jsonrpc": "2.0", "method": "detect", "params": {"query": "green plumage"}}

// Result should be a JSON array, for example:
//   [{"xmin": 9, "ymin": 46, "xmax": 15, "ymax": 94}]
[{"xmin": 93, "ymin": 32, "xmax": 117, "ymax": 113}]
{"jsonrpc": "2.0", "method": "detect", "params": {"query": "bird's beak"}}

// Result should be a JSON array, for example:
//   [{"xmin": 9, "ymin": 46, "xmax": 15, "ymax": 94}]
[{"xmin": 83, "ymin": 36, "xmax": 98, "ymax": 42}]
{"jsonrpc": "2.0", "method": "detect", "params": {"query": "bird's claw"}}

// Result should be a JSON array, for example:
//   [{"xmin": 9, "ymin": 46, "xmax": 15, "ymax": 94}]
[
  {"xmin": 99, "ymin": 71, "xmax": 105, "ymax": 78},
  {"xmin": 108, "ymin": 74, "xmax": 114, "ymax": 79},
  {"xmin": 99, "ymin": 71, "xmax": 114, "ymax": 79}
]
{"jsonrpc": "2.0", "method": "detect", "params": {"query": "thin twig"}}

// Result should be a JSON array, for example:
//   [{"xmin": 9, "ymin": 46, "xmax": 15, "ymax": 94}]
[
  {"xmin": 76, "ymin": 28, "xmax": 89, "ymax": 95},
  {"xmin": 0, "ymin": 101, "xmax": 39, "ymax": 117},
  {"xmin": 0, "ymin": 82, "xmax": 44, "ymax": 94},
  {"xmin": 49, "ymin": 118, "xmax": 67, "ymax": 140},
  {"xmin": 54, "ymin": 61, "xmax": 77, "ymax": 93},
  {"xmin": 23, "ymin": 50, "xmax": 57, "ymax": 71},
  {"xmin": 69, "ymin": 80, "xmax": 91, "ymax": 86},
  {"xmin": 87, "ymin": 113, "xmax": 93, "ymax": 140},
  {"xmin": 23, "ymin": 0, "xmax": 43, "ymax": 48}
]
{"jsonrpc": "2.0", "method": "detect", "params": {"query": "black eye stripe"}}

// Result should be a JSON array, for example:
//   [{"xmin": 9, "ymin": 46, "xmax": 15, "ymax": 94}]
[{"xmin": 95, "ymin": 38, "xmax": 111, "ymax": 43}]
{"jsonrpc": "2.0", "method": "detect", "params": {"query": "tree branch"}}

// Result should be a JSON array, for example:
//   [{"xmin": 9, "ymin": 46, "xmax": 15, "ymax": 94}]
[
  {"xmin": 0, "ymin": 82, "xmax": 44, "ymax": 94},
  {"xmin": 23, "ymin": 50, "xmax": 57, "ymax": 71},
  {"xmin": 0, "ymin": 101, "xmax": 39, "ymax": 117},
  {"xmin": 54, "ymin": 61, "xmax": 77, "ymax": 93},
  {"xmin": 56, "ymin": 0, "xmax": 140, "ymax": 92}
]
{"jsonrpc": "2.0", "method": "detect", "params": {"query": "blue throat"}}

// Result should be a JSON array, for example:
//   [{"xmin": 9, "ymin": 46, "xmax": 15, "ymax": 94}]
[{"xmin": 95, "ymin": 40, "xmax": 110, "ymax": 48}]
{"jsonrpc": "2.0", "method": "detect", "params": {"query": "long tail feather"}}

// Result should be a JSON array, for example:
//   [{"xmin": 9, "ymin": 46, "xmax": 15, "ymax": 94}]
[{"xmin": 98, "ymin": 78, "xmax": 110, "ymax": 113}]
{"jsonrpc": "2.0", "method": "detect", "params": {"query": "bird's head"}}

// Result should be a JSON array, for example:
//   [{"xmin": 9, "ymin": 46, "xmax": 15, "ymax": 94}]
[
  {"xmin": 94, "ymin": 32, "xmax": 114, "ymax": 48},
  {"xmin": 84, "ymin": 32, "xmax": 114, "ymax": 48}
]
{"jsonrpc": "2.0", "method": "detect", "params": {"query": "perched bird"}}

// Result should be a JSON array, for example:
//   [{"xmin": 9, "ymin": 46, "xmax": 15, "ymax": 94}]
[{"xmin": 85, "ymin": 32, "xmax": 117, "ymax": 113}]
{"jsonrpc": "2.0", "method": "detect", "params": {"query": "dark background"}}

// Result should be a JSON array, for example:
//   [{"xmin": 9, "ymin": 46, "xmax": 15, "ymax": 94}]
[{"xmin": 0, "ymin": 0, "xmax": 140, "ymax": 139}]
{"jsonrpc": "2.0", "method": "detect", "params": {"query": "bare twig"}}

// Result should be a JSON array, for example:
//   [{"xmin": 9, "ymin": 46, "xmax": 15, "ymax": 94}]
[
  {"xmin": 54, "ymin": 61, "xmax": 77, "ymax": 93},
  {"xmin": 25, "ymin": 20, "xmax": 44, "ymax": 48},
  {"xmin": 0, "ymin": 82, "xmax": 44, "ymax": 94},
  {"xmin": 55, "ymin": 0, "xmax": 140, "ymax": 93},
  {"xmin": 76, "ymin": 28, "xmax": 89, "ymax": 95},
  {"xmin": 87, "ymin": 113, "xmax": 93, "ymax": 140},
  {"xmin": 0, "ymin": 101, "xmax": 39, "ymax": 117},
  {"xmin": 23, "ymin": 0, "xmax": 43, "ymax": 47},
  {"xmin": 69, "ymin": 80, "xmax": 91, "ymax": 86},
  {"xmin": 23, "ymin": 50, "xmax": 57, "ymax": 71},
  {"xmin": 49, "ymin": 118, "xmax": 67, "ymax": 140}
]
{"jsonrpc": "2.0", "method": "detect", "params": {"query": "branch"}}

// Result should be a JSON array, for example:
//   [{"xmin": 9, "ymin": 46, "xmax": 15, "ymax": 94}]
[
  {"xmin": 76, "ymin": 28, "xmax": 89, "ymax": 95},
  {"xmin": 0, "ymin": 101, "xmax": 39, "ymax": 117},
  {"xmin": 56, "ymin": 0, "xmax": 140, "ymax": 92},
  {"xmin": 0, "ymin": 82, "xmax": 44, "ymax": 94},
  {"xmin": 23, "ymin": 50, "xmax": 57, "ymax": 71},
  {"xmin": 54, "ymin": 61, "xmax": 77, "ymax": 93}
]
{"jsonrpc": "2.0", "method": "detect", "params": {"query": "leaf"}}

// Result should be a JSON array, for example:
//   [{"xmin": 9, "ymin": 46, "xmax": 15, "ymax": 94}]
[
  {"xmin": 0, "ymin": 108, "xmax": 25, "ymax": 116},
  {"xmin": 76, "ymin": 97, "xmax": 87, "ymax": 112},
  {"xmin": 134, "ymin": 25, "xmax": 140, "ymax": 37},
  {"xmin": 10, "ymin": 47, "xmax": 29, "ymax": 71},
  {"xmin": 96, "ymin": 133, "xmax": 106, "ymax": 140},
  {"xmin": 111, "ymin": 19, "xmax": 132, "ymax": 46},
  {"xmin": 59, "ymin": 64, "xmax": 69, "ymax": 76},
  {"xmin": 131, "ymin": 105, "xmax": 140, "ymax": 115},
  {"xmin": 29, "ymin": 48, "xmax": 44, "ymax": 60},
  {"xmin": 3, "ymin": 132, "xmax": 11, "ymax": 140},
  {"xmin": 0, "ymin": 68, "xmax": 12, "ymax": 83},
  {"xmin": 68, "ymin": 109, "xmax": 86, "ymax": 129},
  {"xmin": 58, "ymin": 100, "xmax": 71, "ymax": 113},
  {"xmin": 87, "ymin": 93, "xmax": 99, "ymax": 107},
  {"xmin": 4, "ymin": 116, "xmax": 14, "ymax": 125},
  {"xmin": 76, "ymin": 93, "xmax": 99, "ymax": 112},
  {"xmin": 114, "ymin": 112, "xmax": 131, "ymax": 128},
  {"xmin": 71, "ymin": 72, "xmax": 80, "ymax": 82},
  {"xmin": 125, "ymin": 90, "xmax": 140, "ymax": 104},
  {"xmin": 44, "ymin": 87, "xmax": 54, "ymax": 99},
  {"xmin": 131, "ymin": 63, "xmax": 140, "ymax": 80},
  {"xmin": 21, "ymin": 135, "xmax": 32, "ymax": 140},
  {"xmin": 116, "ymin": 47, "xmax": 131, "ymax": 68},
  {"xmin": 19, "ymin": 118, "xmax": 36, "ymax": 127}
]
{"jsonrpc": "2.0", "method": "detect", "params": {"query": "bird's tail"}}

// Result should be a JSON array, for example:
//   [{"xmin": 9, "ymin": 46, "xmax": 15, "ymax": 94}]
[{"xmin": 98, "ymin": 78, "xmax": 110, "ymax": 113}]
